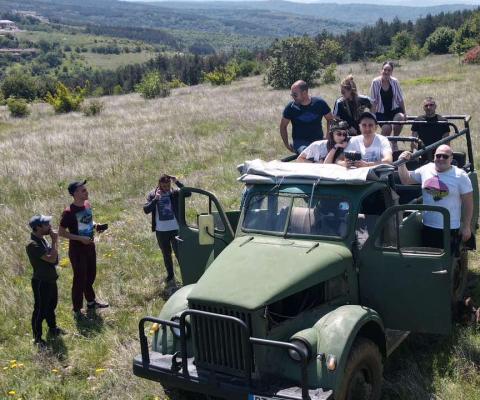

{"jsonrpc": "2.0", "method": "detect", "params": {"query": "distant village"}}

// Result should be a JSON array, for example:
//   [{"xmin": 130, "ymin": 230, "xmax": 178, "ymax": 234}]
[{"xmin": 0, "ymin": 11, "xmax": 47, "ymax": 55}]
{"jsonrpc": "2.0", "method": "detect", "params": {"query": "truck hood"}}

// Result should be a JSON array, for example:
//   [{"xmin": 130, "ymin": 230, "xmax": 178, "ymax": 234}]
[{"xmin": 188, "ymin": 236, "xmax": 352, "ymax": 310}]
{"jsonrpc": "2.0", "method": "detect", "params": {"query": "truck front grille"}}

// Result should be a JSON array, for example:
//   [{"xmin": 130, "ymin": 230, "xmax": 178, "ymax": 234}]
[{"xmin": 189, "ymin": 302, "xmax": 254, "ymax": 376}]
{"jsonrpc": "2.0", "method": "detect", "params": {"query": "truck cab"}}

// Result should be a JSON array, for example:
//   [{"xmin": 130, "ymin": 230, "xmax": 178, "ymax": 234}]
[{"xmin": 133, "ymin": 116, "xmax": 478, "ymax": 400}]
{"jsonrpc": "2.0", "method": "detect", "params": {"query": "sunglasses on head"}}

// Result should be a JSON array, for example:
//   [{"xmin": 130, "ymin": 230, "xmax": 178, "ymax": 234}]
[{"xmin": 435, "ymin": 153, "xmax": 450, "ymax": 159}]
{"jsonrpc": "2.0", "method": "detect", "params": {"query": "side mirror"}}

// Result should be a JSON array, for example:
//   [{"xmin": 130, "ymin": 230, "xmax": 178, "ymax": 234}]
[{"xmin": 198, "ymin": 214, "xmax": 214, "ymax": 245}]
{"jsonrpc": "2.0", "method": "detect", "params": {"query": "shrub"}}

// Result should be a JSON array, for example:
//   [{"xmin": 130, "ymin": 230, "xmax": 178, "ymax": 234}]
[
  {"xmin": 82, "ymin": 99, "xmax": 104, "ymax": 116},
  {"xmin": 320, "ymin": 64, "xmax": 337, "ymax": 84},
  {"xmin": 203, "ymin": 63, "xmax": 238, "ymax": 85},
  {"xmin": 265, "ymin": 36, "xmax": 321, "ymax": 89},
  {"xmin": 7, "ymin": 97, "xmax": 30, "ymax": 118},
  {"xmin": 113, "ymin": 84, "xmax": 123, "ymax": 95},
  {"xmin": 135, "ymin": 71, "xmax": 170, "ymax": 99},
  {"xmin": 463, "ymin": 45, "xmax": 480, "ymax": 64},
  {"xmin": 168, "ymin": 79, "xmax": 187, "ymax": 89},
  {"xmin": 45, "ymin": 83, "xmax": 85, "ymax": 113},
  {"xmin": 424, "ymin": 27, "xmax": 456, "ymax": 54},
  {"xmin": 1, "ymin": 69, "xmax": 37, "ymax": 101}
]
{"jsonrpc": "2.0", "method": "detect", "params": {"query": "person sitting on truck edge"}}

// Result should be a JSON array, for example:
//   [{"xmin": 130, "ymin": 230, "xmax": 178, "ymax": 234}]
[
  {"xmin": 144, "ymin": 174, "xmax": 185, "ymax": 286},
  {"xmin": 342, "ymin": 111, "xmax": 393, "ymax": 168},
  {"xmin": 333, "ymin": 75, "xmax": 372, "ymax": 136},
  {"xmin": 411, "ymin": 97, "xmax": 450, "ymax": 160},
  {"xmin": 280, "ymin": 80, "xmax": 335, "ymax": 154},
  {"xmin": 296, "ymin": 119, "xmax": 349, "ymax": 163},
  {"xmin": 397, "ymin": 145, "xmax": 473, "ymax": 250}
]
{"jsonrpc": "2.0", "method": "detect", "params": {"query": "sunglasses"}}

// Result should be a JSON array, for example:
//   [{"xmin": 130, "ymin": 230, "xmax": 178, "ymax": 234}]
[
  {"xmin": 424, "ymin": 103, "xmax": 436, "ymax": 107},
  {"xmin": 435, "ymin": 153, "xmax": 451, "ymax": 159},
  {"xmin": 290, "ymin": 92, "xmax": 299, "ymax": 98}
]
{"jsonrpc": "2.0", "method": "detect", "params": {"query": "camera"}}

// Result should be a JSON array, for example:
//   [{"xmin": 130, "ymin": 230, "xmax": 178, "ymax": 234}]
[{"xmin": 344, "ymin": 151, "xmax": 362, "ymax": 161}]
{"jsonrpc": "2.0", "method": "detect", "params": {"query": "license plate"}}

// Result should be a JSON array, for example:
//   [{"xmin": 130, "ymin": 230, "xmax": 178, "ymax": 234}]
[{"xmin": 248, "ymin": 395, "xmax": 282, "ymax": 400}]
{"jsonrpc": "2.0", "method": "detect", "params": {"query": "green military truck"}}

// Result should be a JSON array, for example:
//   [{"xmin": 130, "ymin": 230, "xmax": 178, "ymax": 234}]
[{"xmin": 133, "ymin": 116, "xmax": 478, "ymax": 400}]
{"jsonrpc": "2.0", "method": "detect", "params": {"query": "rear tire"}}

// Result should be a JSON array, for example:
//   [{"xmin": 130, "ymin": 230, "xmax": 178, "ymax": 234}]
[{"xmin": 335, "ymin": 338, "xmax": 383, "ymax": 400}]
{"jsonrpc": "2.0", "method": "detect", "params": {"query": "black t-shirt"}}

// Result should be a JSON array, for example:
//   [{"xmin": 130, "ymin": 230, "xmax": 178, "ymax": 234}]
[
  {"xmin": 380, "ymin": 85, "xmax": 393, "ymax": 113},
  {"xmin": 283, "ymin": 97, "xmax": 331, "ymax": 142},
  {"xmin": 333, "ymin": 95, "xmax": 372, "ymax": 133},
  {"xmin": 26, "ymin": 234, "xmax": 58, "ymax": 281},
  {"xmin": 411, "ymin": 114, "xmax": 450, "ymax": 147}
]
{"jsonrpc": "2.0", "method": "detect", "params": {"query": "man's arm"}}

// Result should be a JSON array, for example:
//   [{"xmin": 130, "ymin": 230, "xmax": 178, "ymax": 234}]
[
  {"xmin": 58, "ymin": 225, "xmax": 92, "ymax": 245},
  {"xmin": 460, "ymin": 191, "xmax": 474, "ymax": 242},
  {"xmin": 280, "ymin": 117, "xmax": 294, "ymax": 152},
  {"xmin": 40, "ymin": 232, "xmax": 59, "ymax": 264},
  {"xmin": 396, "ymin": 152, "xmax": 418, "ymax": 184}
]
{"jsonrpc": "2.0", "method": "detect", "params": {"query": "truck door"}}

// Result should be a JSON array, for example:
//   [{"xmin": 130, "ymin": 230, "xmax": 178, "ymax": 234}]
[
  {"xmin": 176, "ymin": 187, "xmax": 235, "ymax": 285},
  {"xmin": 358, "ymin": 204, "xmax": 453, "ymax": 334}
]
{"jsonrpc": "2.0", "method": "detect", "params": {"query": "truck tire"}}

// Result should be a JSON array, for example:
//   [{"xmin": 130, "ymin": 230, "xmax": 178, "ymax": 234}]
[
  {"xmin": 452, "ymin": 248, "xmax": 468, "ymax": 303},
  {"xmin": 335, "ymin": 338, "xmax": 383, "ymax": 400}
]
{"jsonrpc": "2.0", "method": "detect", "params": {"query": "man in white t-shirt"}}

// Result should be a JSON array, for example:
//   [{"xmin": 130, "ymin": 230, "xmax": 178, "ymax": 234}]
[
  {"xmin": 344, "ymin": 111, "xmax": 392, "ymax": 168},
  {"xmin": 144, "ymin": 174, "xmax": 185, "ymax": 285},
  {"xmin": 397, "ymin": 145, "xmax": 473, "ymax": 249}
]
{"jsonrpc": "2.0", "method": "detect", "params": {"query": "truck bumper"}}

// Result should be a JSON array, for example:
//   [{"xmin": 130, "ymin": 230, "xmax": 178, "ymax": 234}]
[{"xmin": 133, "ymin": 352, "xmax": 333, "ymax": 400}]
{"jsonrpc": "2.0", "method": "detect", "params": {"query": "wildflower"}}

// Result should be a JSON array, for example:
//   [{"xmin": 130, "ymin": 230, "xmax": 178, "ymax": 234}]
[
  {"xmin": 8, "ymin": 390, "xmax": 15, "ymax": 396},
  {"xmin": 59, "ymin": 258, "xmax": 70, "ymax": 268},
  {"xmin": 3, "ymin": 366, "xmax": 9, "ymax": 370},
  {"xmin": 95, "ymin": 368, "xmax": 105, "ymax": 374},
  {"xmin": 52, "ymin": 368, "xmax": 59, "ymax": 373},
  {"xmin": 149, "ymin": 323, "xmax": 160, "ymax": 334}
]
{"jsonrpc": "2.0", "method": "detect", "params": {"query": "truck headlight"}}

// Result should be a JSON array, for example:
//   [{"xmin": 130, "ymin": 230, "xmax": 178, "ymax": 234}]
[
  {"xmin": 288, "ymin": 339, "xmax": 312, "ymax": 362},
  {"xmin": 170, "ymin": 316, "xmax": 190, "ymax": 338}
]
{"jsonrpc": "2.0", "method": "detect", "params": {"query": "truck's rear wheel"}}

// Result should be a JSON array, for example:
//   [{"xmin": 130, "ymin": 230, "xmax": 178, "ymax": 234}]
[
  {"xmin": 452, "ymin": 248, "xmax": 468, "ymax": 302},
  {"xmin": 335, "ymin": 338, "xmax": 383, "ymax": 400}
]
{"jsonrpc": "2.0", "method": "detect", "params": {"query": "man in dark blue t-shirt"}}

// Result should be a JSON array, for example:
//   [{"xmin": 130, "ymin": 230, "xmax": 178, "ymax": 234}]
[{"xmin": 280, "ymin": 80, "xmax": 334, "ymax": 153}]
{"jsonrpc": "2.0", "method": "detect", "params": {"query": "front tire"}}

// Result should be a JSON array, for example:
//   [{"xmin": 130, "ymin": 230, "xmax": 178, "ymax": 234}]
[{"xmin": 335, "ymin": 338, "xmax": 383, "ymax": 400}]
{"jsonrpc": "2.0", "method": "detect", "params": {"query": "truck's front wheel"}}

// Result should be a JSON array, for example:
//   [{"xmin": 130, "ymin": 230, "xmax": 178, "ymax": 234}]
[{"xmin": 335, "ymin": 338, "xmax": 383, "ymax": 400}]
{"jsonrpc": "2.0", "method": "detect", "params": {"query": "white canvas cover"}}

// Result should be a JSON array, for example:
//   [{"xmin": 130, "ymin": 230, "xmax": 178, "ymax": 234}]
[{"xmin": 238, "ymin": 159, "xmax": 393, "ymax": 184}]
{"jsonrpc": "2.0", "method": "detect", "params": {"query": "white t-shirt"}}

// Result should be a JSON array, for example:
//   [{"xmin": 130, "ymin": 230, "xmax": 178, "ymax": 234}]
[
  {"xmin": 409, "ymin": 163, "xmax": 473, "ymax": 229},
  {"xmin": 346, "ymin": 134, "xmax": 391, "ymax": 163},
  {"xmin": 155, "ymin": 192, "xmax": 180, "ymax": 231},
  {"xmin": 300, "ymin": 140, "xmax": 329, "ymax": 162}
]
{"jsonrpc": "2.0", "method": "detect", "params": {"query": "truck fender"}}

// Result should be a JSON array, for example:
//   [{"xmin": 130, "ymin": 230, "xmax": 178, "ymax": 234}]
[
  {"xmin": 153, "ymin": 284, "xmax": 195, "ymax": 354},
  {"xmin": 312, "ymin": 305, "xmax": 385, "ymax": 392}
]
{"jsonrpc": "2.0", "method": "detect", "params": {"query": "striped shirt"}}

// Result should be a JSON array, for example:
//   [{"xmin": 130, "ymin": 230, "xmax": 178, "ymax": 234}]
[{"xmin": 370, "ymin": 76, "xmax": 404, "ymax": 114}]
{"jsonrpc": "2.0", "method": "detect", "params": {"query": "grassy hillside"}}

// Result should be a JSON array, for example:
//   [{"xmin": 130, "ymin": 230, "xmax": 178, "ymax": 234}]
[{"xmin": 0, "ymin": 54, "xmax": 479, "ymax": 399}]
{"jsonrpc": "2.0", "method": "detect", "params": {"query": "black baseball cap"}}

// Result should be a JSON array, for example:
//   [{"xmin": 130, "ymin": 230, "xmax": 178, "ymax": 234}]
[
  {"xmin": 68, "ymin": 179, "xmax": 87, "ymax": 195},
  {"xmin": 29, "ymin": 214, "xmax": 52, "ymax": 229},
  {"xmin": 358, "ymin": 111, "xmax": 378, "ymax": 124}
]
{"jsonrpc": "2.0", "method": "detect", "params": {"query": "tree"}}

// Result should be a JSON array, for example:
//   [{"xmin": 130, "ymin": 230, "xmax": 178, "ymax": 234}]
[
  {"xmin": 0, "ymin": 68, "xmax": 37, "ymax": 101},
  {"xmin": 135, "ymin": 71, "xmax": 170, "ymax": 99},
  {"xmin": 424, "ymin": 26, "xmax": 456, "ymax": 54},
  {"xmin": 265, "ymin": 36, "xmax": 321, "ymax": 89},
  {"xmin": 318, "ymin": 39, "xmax": 344, "ymax": 65},
  {"xmin": 450, "ymin": 11, "xmax": 480, "ymax": 56}
]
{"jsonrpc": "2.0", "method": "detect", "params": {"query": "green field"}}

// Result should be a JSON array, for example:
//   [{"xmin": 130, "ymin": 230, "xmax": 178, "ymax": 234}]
[
  {"xmin": 0, "ymin": 54, "xmax": 479, "ymax": 399},
  {"xmin": 16, "ymin": 30, "xmax": 157, "ymax": 70}
]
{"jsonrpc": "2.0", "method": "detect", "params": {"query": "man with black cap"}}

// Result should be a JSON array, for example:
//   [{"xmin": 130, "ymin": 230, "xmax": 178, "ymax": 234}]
[
  {"xmin": 58, "ymin": 180, "xmax": 108, "ymax": 318},
  {"xmin": 26, "ymin": 215, "xmax": 65, "ymax": 346}
]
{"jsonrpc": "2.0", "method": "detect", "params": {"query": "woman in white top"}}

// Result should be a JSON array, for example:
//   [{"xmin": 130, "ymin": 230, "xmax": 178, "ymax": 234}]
[
  {"xmin": 343, "ymin": 111, "xmax": 393, "ymax": 168},
  {"xmin": 297, "ymin": 120, "xmax": 349, "ymax": 164},
  {"xmin": 370, "ymin": 61, "xmax": 406, "ymax": 141}
]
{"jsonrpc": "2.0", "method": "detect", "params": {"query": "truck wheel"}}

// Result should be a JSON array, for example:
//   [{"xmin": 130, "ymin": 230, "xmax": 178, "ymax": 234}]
[
  {"xmin": 335, "ymin": 338, "xmax": 383, "ymax": 400},
  {"xmin": 452, "ymin": 248, "xmax": 468, "ymax": 302}
]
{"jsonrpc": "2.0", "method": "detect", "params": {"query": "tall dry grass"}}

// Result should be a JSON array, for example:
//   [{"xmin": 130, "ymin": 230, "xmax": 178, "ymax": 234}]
[{"xmin": 0, "ymin": 54, "xmax": 479, "ymax": 399}]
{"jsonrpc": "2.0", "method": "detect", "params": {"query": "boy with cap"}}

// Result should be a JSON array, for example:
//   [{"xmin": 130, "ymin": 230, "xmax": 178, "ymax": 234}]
[
  {"xmin": 58, "ymin": 180, "xmax": 109, "ymax": 317},
  {"xmin": 26, "ymin": 215, "xmax": 65, "ymax": 346}
]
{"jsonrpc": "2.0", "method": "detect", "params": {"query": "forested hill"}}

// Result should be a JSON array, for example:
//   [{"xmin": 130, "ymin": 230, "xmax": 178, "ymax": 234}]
[{"xmin": 154, "ymin": 1, "xmax": 479, "ymax": 25}]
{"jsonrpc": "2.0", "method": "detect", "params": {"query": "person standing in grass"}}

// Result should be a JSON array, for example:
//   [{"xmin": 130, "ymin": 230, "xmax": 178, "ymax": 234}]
[
  {"xmin": 144, "ymin": 174, "xmax": 185, "ymax": 286},
  {"xmin": 58, "ymin": 180, "xmax": 109, "ymax": 318},
  {"xmin": 280, "ymin": 80, "xmax": 335, "ymax": 154},
  {"xmin": 370, "ymin": 61, "xmax": 406, "ymax": 143},
  {"xmin": 26, "ymin": 215, "xmax": 65, "ymax": 347}
]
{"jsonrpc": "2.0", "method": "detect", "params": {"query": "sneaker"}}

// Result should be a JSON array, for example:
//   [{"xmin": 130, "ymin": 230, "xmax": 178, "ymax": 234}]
[
  {"xmin": 87, "ymin": 300, "xmax": 109, "ymax": 310},
  {"xmin": 34, "ymin": 338, "xmax": 47, "ymax": 348},
  {"xmin": 48, "ymin": 327, "xmax": 67, "ymax": 337},
  {"xmin": 73, "ymin": 310, "xmax": 87, "ymax": 320}
]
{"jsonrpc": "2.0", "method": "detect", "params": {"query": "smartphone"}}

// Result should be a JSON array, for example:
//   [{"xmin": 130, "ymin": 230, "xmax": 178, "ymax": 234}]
[{"xmin": 96, "ymin": 223, "xmax": 108, "ymax": 232}]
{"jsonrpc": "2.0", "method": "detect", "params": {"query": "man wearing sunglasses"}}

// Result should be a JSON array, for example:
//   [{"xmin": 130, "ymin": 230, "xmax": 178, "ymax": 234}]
[
  {"xmin": 280, "ymin": 80, "xmax": 335, "ymax": 154},
  {"xmin": 411, "ymin": 97, "xmax": 450, "ymax": 160},
  {"xmin": 397, "ymin": 145, "xmax": 473, "ymax": 249}
]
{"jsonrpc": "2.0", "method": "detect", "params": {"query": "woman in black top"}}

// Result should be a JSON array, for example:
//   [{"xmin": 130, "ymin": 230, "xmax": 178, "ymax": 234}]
[{"xmin": 333, "ymin": 75, "xmax": 372, "ymax": 136}]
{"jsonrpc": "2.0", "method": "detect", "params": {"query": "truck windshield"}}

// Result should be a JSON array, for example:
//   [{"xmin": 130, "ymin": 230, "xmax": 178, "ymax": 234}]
[{"xmin": 242, "ymin": 193, "xmax": 350, "ymax": 238}]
